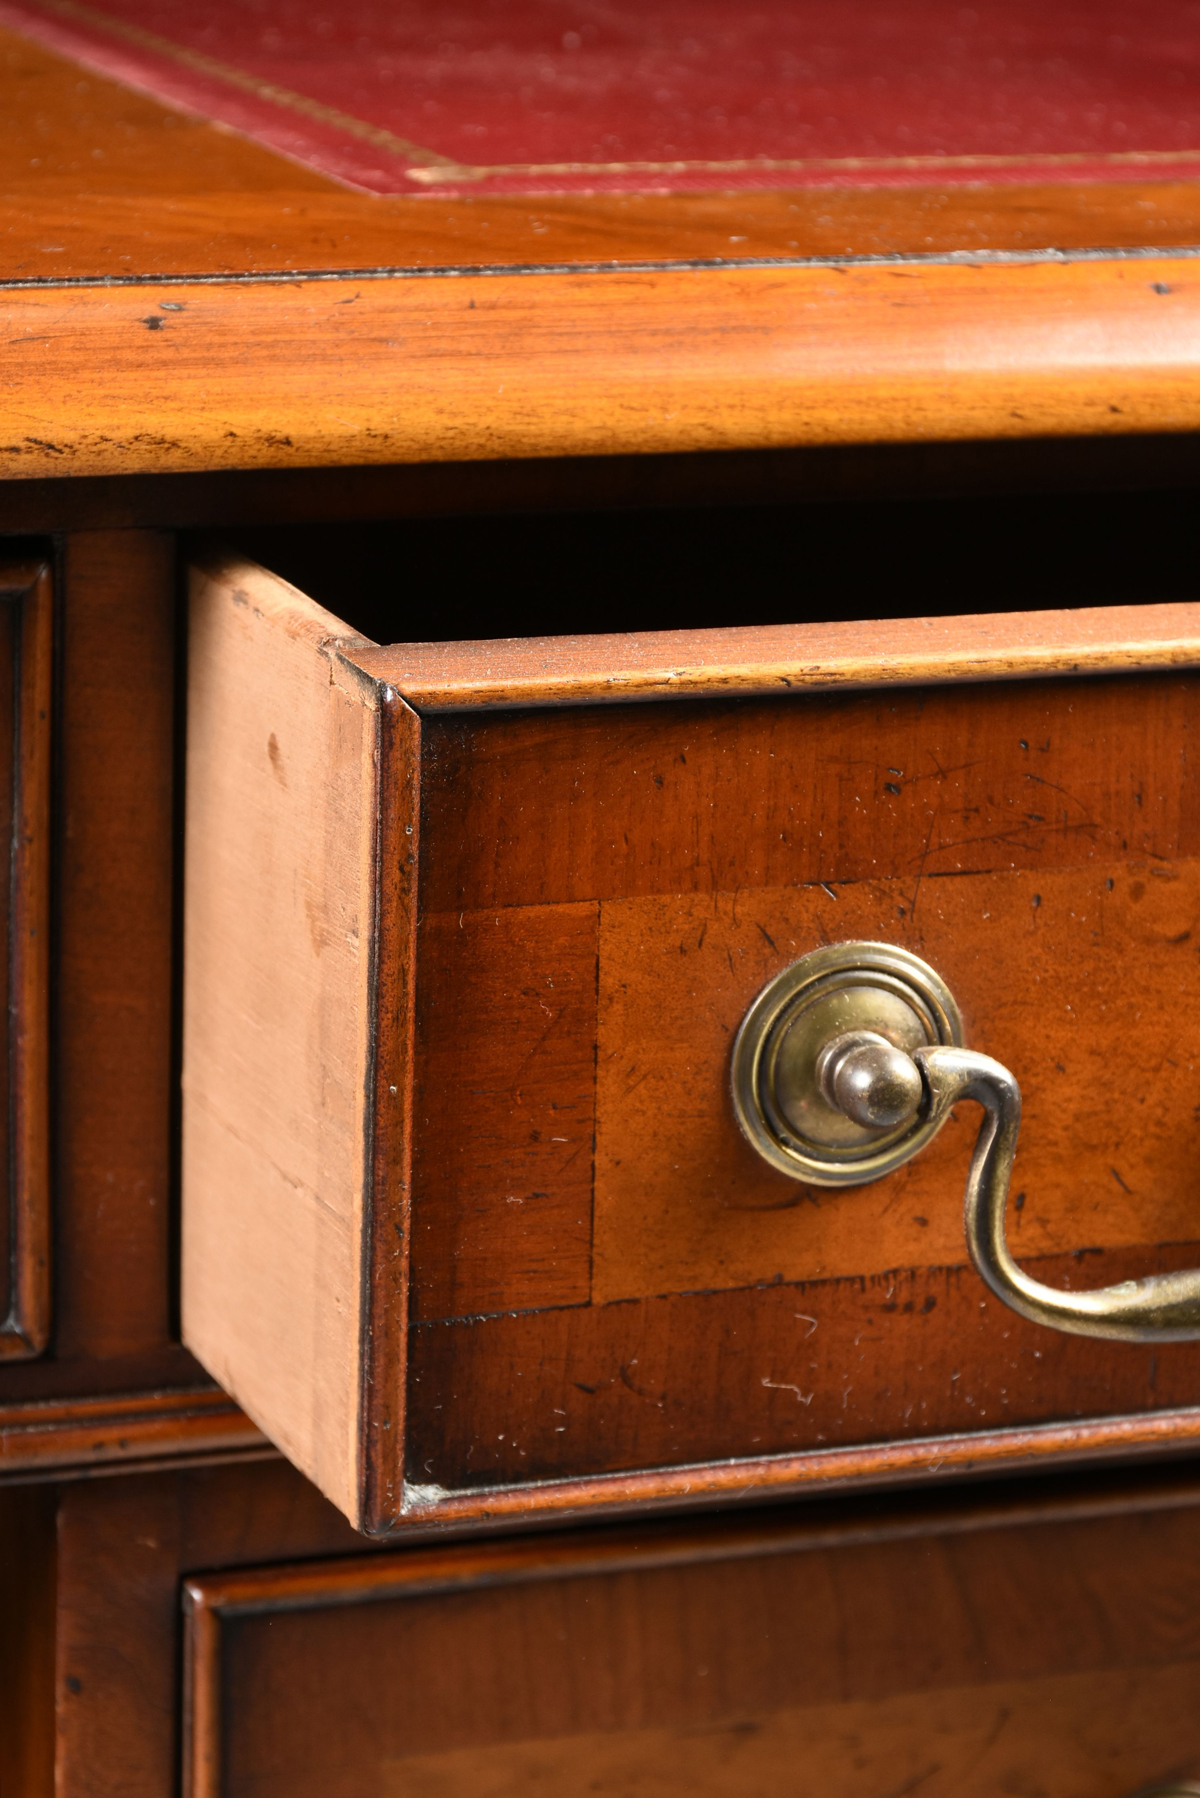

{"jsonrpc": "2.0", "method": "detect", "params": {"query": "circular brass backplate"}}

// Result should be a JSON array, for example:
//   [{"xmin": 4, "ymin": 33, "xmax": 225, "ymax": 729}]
[{"xmin": 731, "ymin": 941, "xmax": 964, "ymax": 1187}]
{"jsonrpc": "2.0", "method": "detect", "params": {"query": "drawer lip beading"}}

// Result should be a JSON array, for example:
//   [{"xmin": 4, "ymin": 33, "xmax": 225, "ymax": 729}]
[
  {"xmin": 344, "ymin": 599, "xmax": 1200, "ymax": 714},
  {"xmin": 388, "ymin": 1404, "xmax": 1200, "ymax": 1530}
]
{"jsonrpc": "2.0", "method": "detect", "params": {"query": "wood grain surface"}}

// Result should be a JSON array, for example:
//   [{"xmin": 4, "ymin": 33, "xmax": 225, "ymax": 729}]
[
  {"xmin": 0, "ymin": 591, "xmax": 20, "ymax": 1348},
  {"xmin": 182, "ymin": 556, "xmax": 382, "ymax": 1523},
  {"xmin": 6, "ymin": 255, "xmax": 1200, "ymax": 482},
  {"xmin": 180, "ymin": 554, "xmax": 1200, "ymax": 1523},
  {"xmin": 403, "ymin": 665, "xmax": 1200, "ymax": 1495},
  {"xmin": 593, "ymin": 860, "xmax": 1200, "ymax": 1299},
  {"xmin": 394, "ymin": 1406, "xmax": 1200, "ymax": 1527},
  {"xmin": 55, "ymin": 531, "xmax": 175, "ymax": 1360},
  {"xmin": 415, "ymin": 671, "xmax": 1199, "ymax": 913},
  {"xmin": 0, "ymin": 25, "xmax": 337, "ymax": 206},
  {"xmin": 0, "ymin": 1387, "xmax": 267, "ymax": 1478},
  {"xmin": 358, "ymin": 681, "xmax": 422, "ymax": 1535},
  {"xmin": 408, "ymin": 1244, "xmax": 1200, "ymax": 1491},
  {"xmin": 176, "ymin": 553, "xmax": 1200, "ymax": 1524},
  {"xmin": 272, "ymin": 1672, "xmax": 1200, "ymax": 1798},
  {"xmin": 13, "ymin": 181, "xmax": 1200, "ymax": 282},
  {"xmin": 411, "ymin": 903, "xmax": 598, "ymax": 1321},
  {"xmin": 0, "ymin": 1484, "xmax": 54, "ymax": 1798},
  {"xmin": 0, "ymin": 557, "xmax": 51, "ymax": 1360},
  {"xmin": 43, "ymin": 1455, "xmax": 1200, "ymax": 1798},
  {"xmin": 0, "ymin": 532, "xmax": 270, "ymax": 1468},
  {"xmin": 182, "ymin": 1476, "xmax": 1200, "ymax": 1798},
  {"xmin": 55, "ymin": 1459, "xmax": 368, "ymax": 1798},
  {"xmin": 5, "ymin": 23, "xmax": 1200, "ymax": 483},
  {"xmin": 182, "ymin": 550, "xmax": 422, "ymax": 1534},
  {"xmin": 355, "ymin": 599, "xmax": 1200, "ymax": 710}
]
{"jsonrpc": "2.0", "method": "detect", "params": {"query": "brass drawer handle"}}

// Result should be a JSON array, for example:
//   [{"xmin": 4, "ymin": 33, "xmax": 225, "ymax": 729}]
[
  {"xmin": 733, "ymin": 941, "xmax": 1200, "ymax": 1344},
  {"xmin": 915, "ymin": 1043, "xmax": 1200, "ymax": 1343}
]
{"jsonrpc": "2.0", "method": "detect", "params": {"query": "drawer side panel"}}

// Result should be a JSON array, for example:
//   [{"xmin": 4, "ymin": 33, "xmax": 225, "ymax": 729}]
[{"xmin": 182, "ymin": 557, "xmax": 379, "ymax": 1524}]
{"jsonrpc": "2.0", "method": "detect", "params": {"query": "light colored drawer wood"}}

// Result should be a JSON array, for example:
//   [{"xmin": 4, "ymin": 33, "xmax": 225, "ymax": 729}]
[{"xmin": 182, "ymin": 550, "xmax": 1200, "ymax": 1532}]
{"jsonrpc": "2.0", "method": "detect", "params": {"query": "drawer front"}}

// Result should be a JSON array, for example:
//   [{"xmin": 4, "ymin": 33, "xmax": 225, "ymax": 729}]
[
  {"xmin": 0, "ymin": 555, "xmax": 51, "ymax": 1362},
  {"xmin": 182, "ymin": 552, "xmax": 1200, "ymax": 1531},
  {"xmin": 184, "ymin": 1483, "xmax": 1200, "ymax": 1798},
  {"xmin": 407, "ymin": 687, "xmax": 1200, "ymax": 1490}
]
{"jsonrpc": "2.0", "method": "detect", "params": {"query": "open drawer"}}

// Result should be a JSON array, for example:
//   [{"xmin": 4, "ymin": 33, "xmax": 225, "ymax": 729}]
[{"xmin": 183, "ymin": 547, "xmax": 1200, "ymax": 1534}]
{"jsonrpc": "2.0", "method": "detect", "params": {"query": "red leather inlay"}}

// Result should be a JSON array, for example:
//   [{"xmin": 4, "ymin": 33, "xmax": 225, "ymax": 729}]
[{"xmin": 5, "ymin": 0, "xmax": 1200, "ymax": 195}]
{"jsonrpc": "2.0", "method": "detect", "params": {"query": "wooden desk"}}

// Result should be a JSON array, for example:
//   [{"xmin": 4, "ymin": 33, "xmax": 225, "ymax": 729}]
[{"xmin": 5, "ymin": 5, "xmax": 1200, "ymax": 1793}]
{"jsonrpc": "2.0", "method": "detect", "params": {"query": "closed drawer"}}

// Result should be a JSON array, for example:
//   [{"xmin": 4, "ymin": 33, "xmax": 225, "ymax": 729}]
[
  {"xmin": 183, "ymin": 548, "xmax": 1200, "ymax": 1532},
  {"xmin": 183, "ymin": 1475, "xmax": 1200, "ymax": 1798}
]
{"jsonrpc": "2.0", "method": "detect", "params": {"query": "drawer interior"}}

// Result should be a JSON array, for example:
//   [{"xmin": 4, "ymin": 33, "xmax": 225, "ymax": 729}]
[{"xmin": 228, "ymin": 482, "xmax": 1200, "ymax": 644}]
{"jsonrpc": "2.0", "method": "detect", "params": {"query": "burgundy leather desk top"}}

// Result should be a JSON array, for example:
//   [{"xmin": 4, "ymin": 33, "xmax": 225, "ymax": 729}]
[{"xmin": 4, "ymin": 0, "xmax": 1200, "ymax": 196}]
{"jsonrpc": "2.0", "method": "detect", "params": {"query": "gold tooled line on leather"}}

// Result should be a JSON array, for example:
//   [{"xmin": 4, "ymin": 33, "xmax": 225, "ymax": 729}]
[
  {"xmin": 11, "ymin": 0, "xmax": 470, "ymax": 173},
  {"xmin": 15, "ymin": 0, "xmax": 1200, "ymax": 190}
]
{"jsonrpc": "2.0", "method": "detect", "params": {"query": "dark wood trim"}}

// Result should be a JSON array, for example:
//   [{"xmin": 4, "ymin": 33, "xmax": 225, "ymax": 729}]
[
  {"xmin": 0, "ymin": 1484, "xmax": 55, "ymax": 1798},
  {"xmin": 190, "ymin": 1458, "xmax": 1200, "ymax": 1613},
  {"xmin": 181, "ymin": 1460, "xmax": 1200, "ymax": 1798},
  {"xmin": 182, "ymin": 1572, "xmax": 222, "ymax": 1798},
  {"xmin": 14, "ymin": 1374, "xmax": 1189, "ymax": 1526},
  {"xmin": 0, "ymin": 1387, "xmax": 268, "ymax": 1479},
  {"xmin": 55, "ymin": 531, "xmax": 177, "ymax": 1363},
  {"xmin": 391, "ymin": 1405, "xmax": 1200, "ymax": 1530},
  {"xmin": 345, "ymin": 599, "xmax": 1200, "ymax": 712},
  {"xmin": 0, "ymin": 558, "xmax": 51, "ymax": 1360},
  {"xmin": 358, "ymin": 690, "xmax": 420, "ymax": 1535}
]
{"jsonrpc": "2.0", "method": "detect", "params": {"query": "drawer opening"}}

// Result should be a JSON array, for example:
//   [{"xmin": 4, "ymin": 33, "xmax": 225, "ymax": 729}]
[
  {"xmin": 182, "ymin": 519, "xmax": 1200, "ymax": 1536},
  {"xmin": 226, "ymin": 482, "xmax": 1200, "ymax": 647}
]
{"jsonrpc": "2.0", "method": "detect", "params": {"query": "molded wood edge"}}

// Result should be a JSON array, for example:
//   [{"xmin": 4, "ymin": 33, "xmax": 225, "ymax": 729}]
[
  {"xmin": 6, "ymin": 255, "xmax": 1200, "ymax": 480},
  {"xmin": 188, "ymin": 546, "xmax": 376, "ymax": 658},
  {"xmin": 181, "ymin": 1457, "xmax": 1200, "ymax": 1621},
  {"xmin": 345, "ymin": 600, "xmax": 1200, "ymax": 710},
  {"xmin": 390, "ymin": 1406, "xmax": 1200, "ymax": 1528},
  {"xmin": 0, "ymin": 558, "xmax": 51, "ymax": 1359},
  {"xmin": 178, "ymin": 1457, "xmax": 1200, "ymax": 1798},
  {"xmin": 356, "ymin": 685, "xmax": 420, "ymax": 1536},
  {"xmin": 0, "ymin": 1387, "xmax": 268, "ymax": 1477},
  {"xmin": 4, "ymin": 1388, "xmax": 1192, "ymax": 1513}
]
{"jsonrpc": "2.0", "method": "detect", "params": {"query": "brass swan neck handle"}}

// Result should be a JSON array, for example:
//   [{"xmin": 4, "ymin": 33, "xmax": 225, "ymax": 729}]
[
  {"xmin": 914, "ymin": 1045, "xmax": 1200, "ymax": 1344},
  {"xmin": 732, "ymin": 941, "xmax": 1200, "ymax": 1343}
]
